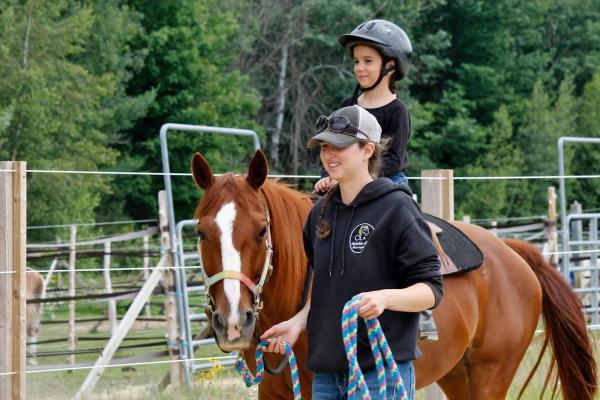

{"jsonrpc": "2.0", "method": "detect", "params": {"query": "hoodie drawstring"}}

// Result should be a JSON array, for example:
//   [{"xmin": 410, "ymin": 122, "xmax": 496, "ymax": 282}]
[
  {"xmin": 339, "ymin": 206, "xmax": 356, "ymax": 276},
  {"xmin": 328, "ymin": 203, "xmax": 338, "ymax": 277}
]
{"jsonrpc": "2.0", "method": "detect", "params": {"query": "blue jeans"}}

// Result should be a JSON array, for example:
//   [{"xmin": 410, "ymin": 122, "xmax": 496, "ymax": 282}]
[
  {"xmin": 388, "ymin": 171, "xmax": 408, "ymax": 185},
  {"xmin": 312, "ymin": 361, "xmax": 415, "ymax": 400}
]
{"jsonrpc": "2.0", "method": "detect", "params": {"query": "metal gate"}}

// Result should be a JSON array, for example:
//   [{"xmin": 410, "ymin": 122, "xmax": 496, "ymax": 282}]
[
  {"xmin": 160, "ymin": 123, "xmax": 260, "ymax": 386},
  {"xmin": 563, "ymin": 213, "xmax": 600, "ymax": 325},
  {"xmin": 558, "ymin": 137, "xmax": 600, "ymax": 327}
]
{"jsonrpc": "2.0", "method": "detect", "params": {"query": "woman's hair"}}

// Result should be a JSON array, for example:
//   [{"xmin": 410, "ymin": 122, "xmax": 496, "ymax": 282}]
[{"xmin": 317, "ymin": 139, "xmax": 389, "ymax": 239}]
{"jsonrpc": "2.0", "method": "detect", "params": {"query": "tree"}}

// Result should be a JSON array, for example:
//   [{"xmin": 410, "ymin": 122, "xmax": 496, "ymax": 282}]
[
  {"xmin": 122, "ymin": 0, "xmax": 262, "ymax": 222},
  {"xmin": 0, "ymin": 1, "xmax": 147, "ymax": 239},
  {"xmin": 570, "ymin": 70, "xmax": 600, "ymax": 211},
  {"xmin": 517, "ymin": 77, "xmax": 577, "ymax": 213},
  {"xmin": 457, "ymin": 106, "xmax": 525, "ymax": 219}
]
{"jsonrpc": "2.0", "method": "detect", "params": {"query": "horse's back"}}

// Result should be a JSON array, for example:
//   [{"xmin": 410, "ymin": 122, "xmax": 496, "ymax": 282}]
[{"xmin": 27, "ymin": 267, "xmax": 44, "ymax": 298}]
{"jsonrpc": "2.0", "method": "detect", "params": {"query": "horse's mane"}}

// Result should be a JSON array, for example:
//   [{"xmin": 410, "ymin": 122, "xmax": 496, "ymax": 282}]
[{"xmin": 260, "ymin": 179, "xmax": 312, "ymax": 320}]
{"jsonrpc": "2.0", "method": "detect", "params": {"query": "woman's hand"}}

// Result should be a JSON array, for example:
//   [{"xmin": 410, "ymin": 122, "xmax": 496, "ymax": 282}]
[
  {"xmin": 260, "ymin": 319, "xmax": 303, "ymax": 355},
  {"xmin": 357, "ymin": 290, "xmax": 389, "ymax": 320},
  {"xmin": 314, "ymin": 177, "xmax": 337, "ymax": 194}
]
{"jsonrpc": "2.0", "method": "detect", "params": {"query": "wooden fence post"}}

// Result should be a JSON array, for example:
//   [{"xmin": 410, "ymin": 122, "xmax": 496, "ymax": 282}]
[
  {"xmin": 104, "ymin": 242, "xmax": 117, "ymax": 334},
  {"xmin": 420, "ymin": 169, "xmax": 451, "ymax": 400},
  {"xmin": 143, "ymin": 235, "xmax": 152, "ymax": 327},
  {"xmin": 158, "ymin": 191, "xmax": 182, "ymax": 386},
  {"xmin": 74, "ymin": 257, "xmax": 168, "ymax": 399},
  {"xmin": 42, "ymin": 258, "xmax": 58, "ymax": 298},
  {"xmin": 0, "ymin": 161, "xmax": 27, "ymax": 400},
  {"xmin": 545, "ymin": 187, "xmax": 559, "ymax": 266},
  {"xmin": 421, "ymin": 170, "xmax": 454, "ymax": 221},
  {"xmin": 68, "ymin": 225, "xmax": 77, "ymax": 366}
]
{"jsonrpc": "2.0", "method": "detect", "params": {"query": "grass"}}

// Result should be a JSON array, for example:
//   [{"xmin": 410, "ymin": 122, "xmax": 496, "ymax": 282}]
[
  {"xmin": 27, "ymin": 323, "xmax": 599, "ymax": 399},
  {"xmin": 27, "ymin": 273, "xmax": 600, "ymax": 399}
]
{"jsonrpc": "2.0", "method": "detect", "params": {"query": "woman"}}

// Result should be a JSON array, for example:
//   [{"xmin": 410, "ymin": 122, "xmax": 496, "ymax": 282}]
[{"xmin": 262, "ymin": 105, "xmax": 442, "ymax": 399}]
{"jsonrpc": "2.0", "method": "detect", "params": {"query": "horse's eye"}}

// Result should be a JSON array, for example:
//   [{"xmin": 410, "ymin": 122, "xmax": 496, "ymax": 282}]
[
  {"xmin": 258, "ymin": 227, "xmax": 267, "ymax": 239},
  {"xmin": 196, "ymin": 229, "xmax": 206, "ymax": 241}
]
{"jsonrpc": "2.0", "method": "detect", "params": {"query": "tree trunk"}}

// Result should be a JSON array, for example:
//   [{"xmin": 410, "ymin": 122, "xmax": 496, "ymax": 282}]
[{"xmin": 270, "ymin": 43, "xmax": 288, "ymax": 171}]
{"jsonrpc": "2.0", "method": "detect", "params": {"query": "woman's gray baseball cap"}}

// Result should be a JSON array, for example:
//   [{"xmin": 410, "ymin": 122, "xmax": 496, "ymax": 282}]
[{"xmin": 307, "ymin": 105, "xmax": 382, "ymax": 148}]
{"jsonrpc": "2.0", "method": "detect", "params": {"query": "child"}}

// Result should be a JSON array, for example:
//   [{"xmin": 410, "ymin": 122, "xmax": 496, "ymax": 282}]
[
  {"xmin": 315, "ymin": 20, "xmax": 438, "ymax": 341},
  {"xmin": 315, "ymin": 19, "xmax": 413, "ymax": 193}
]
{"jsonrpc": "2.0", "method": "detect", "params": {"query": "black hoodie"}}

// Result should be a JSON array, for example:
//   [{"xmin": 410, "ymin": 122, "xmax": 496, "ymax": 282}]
[{"xmin": 303, "ymin": 178, "xmax": 443, "ymax": 373}]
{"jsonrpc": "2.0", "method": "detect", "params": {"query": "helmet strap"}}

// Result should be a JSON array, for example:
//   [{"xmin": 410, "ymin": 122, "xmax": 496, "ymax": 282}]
[{"xmin": 353, "ymin": 64, "xmax": 395, "ymax": 101}]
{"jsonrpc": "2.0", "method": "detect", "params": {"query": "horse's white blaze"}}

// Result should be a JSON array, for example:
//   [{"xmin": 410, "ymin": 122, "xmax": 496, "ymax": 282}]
[{"xmin": 215, "ymin": 202, "xmax": 242, "ymax": 339}]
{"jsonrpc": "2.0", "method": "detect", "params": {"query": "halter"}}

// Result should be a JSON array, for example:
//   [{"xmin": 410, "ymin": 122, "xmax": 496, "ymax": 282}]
[{"xmin": 199, "ymin": 192, "xmax": 274, "ymax": 324}]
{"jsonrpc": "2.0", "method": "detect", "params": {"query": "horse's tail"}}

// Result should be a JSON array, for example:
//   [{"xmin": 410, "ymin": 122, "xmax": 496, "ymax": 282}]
[{"xmin": 504, "ymin": 239, "xmax": 597, "ymax": 400}]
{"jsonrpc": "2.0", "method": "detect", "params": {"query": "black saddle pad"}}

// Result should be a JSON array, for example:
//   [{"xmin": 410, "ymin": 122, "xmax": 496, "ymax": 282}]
[{"xmin": 423, "ymin": 213, "xmax": 484, "ymax": 275}]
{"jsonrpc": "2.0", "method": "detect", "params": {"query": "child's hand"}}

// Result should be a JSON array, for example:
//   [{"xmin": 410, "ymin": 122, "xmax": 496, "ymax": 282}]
[{"xmin": 314, "ymin": 177, "xmax": 337, "ymax": 194}]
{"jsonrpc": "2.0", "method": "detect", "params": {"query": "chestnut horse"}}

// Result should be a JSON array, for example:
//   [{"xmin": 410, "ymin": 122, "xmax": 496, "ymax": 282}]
[{"xmin": 191, "ymin": 150, "xmax": 596, "ymax": 399}]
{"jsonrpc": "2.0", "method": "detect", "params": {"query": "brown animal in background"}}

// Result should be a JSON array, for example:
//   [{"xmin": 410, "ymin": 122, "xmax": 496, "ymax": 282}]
[{"xmin": 26, "ymin": 267, "xmax": 45, "ymax": 366}]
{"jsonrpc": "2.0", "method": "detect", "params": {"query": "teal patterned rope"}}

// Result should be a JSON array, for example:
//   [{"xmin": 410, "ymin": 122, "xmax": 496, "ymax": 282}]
[
  {"xmin": 234, "ymin": 338, "xmax": 302, "ymax": 400},
  {"xmin": 342, "ymin": 295, "xmax": 408, "ymax": 400}
]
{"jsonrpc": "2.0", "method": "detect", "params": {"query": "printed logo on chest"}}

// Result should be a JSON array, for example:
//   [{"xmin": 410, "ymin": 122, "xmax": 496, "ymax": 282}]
[{"xmin": 349, "ymin": 223, "xmax": 374, "ymax": 254}]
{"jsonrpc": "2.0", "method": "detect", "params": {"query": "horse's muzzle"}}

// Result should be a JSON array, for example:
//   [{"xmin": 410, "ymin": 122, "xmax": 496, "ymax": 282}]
[{"xmin": 212, "ymin": 309, "xmax": 256, "ymax": 351}]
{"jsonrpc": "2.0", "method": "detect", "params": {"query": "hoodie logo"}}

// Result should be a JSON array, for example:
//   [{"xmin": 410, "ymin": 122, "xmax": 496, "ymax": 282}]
[{"xmin": 349, "ymin": 223, "xmax": 374, "ymax": 254}]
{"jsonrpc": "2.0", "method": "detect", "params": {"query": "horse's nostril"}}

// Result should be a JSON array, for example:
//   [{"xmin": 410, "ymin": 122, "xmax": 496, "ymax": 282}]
[
  {"xmin": 243, "ymin": 310, "xmax": 255, "ymax": 329},
  {"xmin": 212, "ymin": 312, "xmax": 226, "ymax": 333}
]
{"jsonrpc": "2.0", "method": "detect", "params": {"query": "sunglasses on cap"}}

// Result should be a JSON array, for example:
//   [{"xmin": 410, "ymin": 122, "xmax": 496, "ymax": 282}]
[{"xmin": 315, "ymin": 115, "xmax": 369, "ymax": 140}]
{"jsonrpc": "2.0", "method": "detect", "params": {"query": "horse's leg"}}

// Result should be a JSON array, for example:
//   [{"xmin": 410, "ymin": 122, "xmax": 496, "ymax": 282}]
[
  {"xmin": 27, "ymin": 338, "xmax": 37, "ymax": 366},
  {"xmin": 436, "ymin": 338, "xmax": 533, "ymax": 400},
  {"xmin": 449, "ymin": 224, "xmax": 542, "ymax": 399},
  {"xmin": 435, "ymin": 360, "xmax": 470, "ymax": 399},
  {"xmin": 414, "ymin": 273, "xmax": 478, "ymax": 389},
  {"xmin": 26, "ymin": 303, "xmax": 40, "ymax": 366}
]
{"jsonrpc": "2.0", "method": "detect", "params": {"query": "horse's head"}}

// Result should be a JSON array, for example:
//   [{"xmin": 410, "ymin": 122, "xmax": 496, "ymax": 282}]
[{"xmin": 191, "ymin": 150, "xmax": 273, "ymax": 352}]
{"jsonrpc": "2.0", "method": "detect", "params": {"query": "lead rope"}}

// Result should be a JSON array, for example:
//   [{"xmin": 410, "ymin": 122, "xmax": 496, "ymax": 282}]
[
  {"xmin": 235, "ymin": 338, "xmax": 302, "ymax": 400},
  {"xmin": 342, "ymin": 295, "xmax": 408, "ymax": 400},
  {"xmin": 235, "ymin": 295, "xmax": 408, "ymax": 400}
]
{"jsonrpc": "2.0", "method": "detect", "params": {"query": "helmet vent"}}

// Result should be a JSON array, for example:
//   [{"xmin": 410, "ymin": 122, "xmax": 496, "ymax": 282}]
[{"xmin": 366, "ymin": 22, "xmax": 376, "ymax": 30}]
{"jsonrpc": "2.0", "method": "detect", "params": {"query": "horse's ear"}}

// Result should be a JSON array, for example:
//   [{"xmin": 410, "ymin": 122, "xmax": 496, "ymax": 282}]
[
  {"xmin": 246, "ymin": 149, "xmax": 268, "ymax": 190},
  {"xmin": 191, "ymin": 152, "xmax": 214, "ymax": 189}
]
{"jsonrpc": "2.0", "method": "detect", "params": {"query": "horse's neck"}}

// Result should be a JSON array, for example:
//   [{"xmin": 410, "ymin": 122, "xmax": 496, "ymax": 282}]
[{"xmin": 259, "ymin": 183, "xmax": 310, "ymax": 328}]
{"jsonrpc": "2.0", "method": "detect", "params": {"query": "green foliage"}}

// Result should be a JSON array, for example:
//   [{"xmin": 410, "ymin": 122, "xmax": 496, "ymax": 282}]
[
  {"xmin": 2, "ymin": 0, "xmax": 600, "ymax": 227},
  {"xmin": 117, "ymin": 0, "xmax": 262, "ymax": 221},
  {"xmin": 456, "ymin": 106, "xmax": 525, "ymax": 218},
  {"xmin": 570, "ymin": 70, "xmax": 600, "ymax": 211},
  {"xmin": 516, "ymin": 78, "xmax": 578, "ymax": 213},
  {"xmin": 0, "ymin": 1, "xmax": 121, "ymax": 239}
]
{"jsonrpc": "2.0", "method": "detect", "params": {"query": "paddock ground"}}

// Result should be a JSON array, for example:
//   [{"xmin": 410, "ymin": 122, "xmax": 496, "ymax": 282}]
[{"xmin": 26, "ymin": 318, "xmax": 599, "ymax": 399}]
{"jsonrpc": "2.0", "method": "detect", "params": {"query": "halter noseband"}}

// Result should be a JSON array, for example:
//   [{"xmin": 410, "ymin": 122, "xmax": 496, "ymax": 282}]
[{"xmin": 199, "ymin": 194, "xmax": 274, "ymax": 323}]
